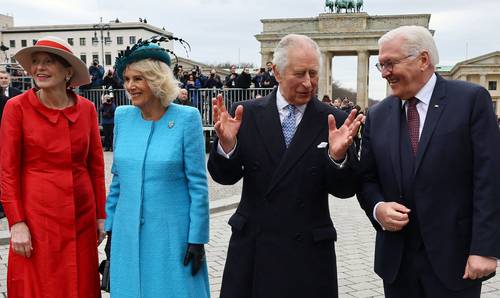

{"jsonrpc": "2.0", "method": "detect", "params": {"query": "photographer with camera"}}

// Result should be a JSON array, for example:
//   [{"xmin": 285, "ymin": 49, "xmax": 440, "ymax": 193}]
[
  {"xmin": 99, "ymin": 94, "xmax": 116, "ymax": 151},
  {"xmin": 89, "ymin": 59, "xmax": 104, "ymax": 88},
  {"xmin": 204, "ymin": 69, "xmax": 222, "ymax": 89}
]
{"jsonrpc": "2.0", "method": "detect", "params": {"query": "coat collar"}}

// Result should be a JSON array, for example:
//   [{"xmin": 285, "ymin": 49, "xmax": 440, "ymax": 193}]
[
  {"xmin": 414, "ymin": 73, "xmax": 447, "ymax": 173},
  {"xmin": 254, "ymin": 89, "xmax": 287, "ymax": 166},
  {"xmin": 27, "ymin": 88, "xmax": 81, "ymax": 124}
]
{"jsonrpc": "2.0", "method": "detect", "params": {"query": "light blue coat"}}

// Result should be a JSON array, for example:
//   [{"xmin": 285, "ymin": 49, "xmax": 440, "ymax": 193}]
[{"xmin": 105, "ymin": 104, "xmax": 210, "ymax": 298}]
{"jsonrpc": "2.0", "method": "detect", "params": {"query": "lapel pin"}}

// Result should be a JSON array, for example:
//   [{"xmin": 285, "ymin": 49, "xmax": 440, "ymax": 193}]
[
  {"xmin": 168, "ymin": 120, "xmax": 175, "ymax": 128},
  {"xmin": 434, "ymin": 104, "xmax": 439, "ymax": 108}
]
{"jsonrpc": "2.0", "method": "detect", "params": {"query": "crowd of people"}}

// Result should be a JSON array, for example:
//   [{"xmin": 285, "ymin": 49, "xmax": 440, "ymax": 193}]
[
  {"xmin": 0, "ymin": 25, "xmax": 499, "ymax": 298},
  {"xmin": 173, "ymin": 62, "xmax": 278, "ymax": 91}
]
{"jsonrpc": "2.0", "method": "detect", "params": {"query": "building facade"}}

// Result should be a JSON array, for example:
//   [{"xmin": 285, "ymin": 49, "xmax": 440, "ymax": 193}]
[
  {"xmin": 437, "ymin": 51, "xmax": 500, "ymax": 117},
  {"xmin": 0, "ymin": 14, "xmax": 173, "ymax": 70}
]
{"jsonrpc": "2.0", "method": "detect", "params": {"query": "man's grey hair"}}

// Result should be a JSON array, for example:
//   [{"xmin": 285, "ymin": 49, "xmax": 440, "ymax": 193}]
[
  {"xmin": 378, "ymin": 25, "xmax": 439, "ymax": 67},
  {"xmin": 272, "ymin": 34, "xmax": 322, "ymax": 73},
  {"xmin": 0, "ymin": 69, "xmax": 9, "ymax": 76}
]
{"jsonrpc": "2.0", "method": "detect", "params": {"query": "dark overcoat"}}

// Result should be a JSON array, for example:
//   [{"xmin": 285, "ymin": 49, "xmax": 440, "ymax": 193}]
[{"xmin": 208, "ymin": 90, "xmax": 358, "ymax": 298}]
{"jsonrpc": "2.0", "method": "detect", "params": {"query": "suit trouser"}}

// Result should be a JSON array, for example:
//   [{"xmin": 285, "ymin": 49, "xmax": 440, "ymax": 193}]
[{"xmin": 383, "ymin": 240, "xmax": 481, "ymax": 298}]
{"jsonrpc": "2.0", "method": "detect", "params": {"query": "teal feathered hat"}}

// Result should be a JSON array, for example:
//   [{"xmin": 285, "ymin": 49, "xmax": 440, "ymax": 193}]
[{"xmin": 114, "ymin": 35, "xmax": 190, "ymax": 80}]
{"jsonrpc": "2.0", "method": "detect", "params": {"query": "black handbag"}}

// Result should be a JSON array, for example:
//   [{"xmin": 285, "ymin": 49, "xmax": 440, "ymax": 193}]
[{"xmin": 98, "ymin": 234, "xmax": 111, "ymax": 292}]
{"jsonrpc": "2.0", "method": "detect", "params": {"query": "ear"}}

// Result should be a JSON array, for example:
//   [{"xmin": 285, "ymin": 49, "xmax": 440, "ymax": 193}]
[
  {"xmin": 420, "ymin": 51, "xmax": 431, "ymax": 71},
  {"xmin": 66, "ymin": 68, "xmax": 74, "ymax": 79},
  {"xmin": 272, "ymin": 64, "xmax": 282, "ymax": 83}
]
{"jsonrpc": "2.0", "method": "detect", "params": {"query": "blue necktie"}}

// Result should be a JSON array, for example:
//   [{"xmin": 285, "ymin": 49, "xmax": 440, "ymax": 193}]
[{"xmin": 282, "ymin": 105, "xmax": 297, "ymax": 147}]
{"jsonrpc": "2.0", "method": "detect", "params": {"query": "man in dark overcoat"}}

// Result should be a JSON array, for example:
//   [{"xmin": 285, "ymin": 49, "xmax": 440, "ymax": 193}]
[{"xmin": 208, "ymin": 34, "xmax": 363, "ymax": 298}]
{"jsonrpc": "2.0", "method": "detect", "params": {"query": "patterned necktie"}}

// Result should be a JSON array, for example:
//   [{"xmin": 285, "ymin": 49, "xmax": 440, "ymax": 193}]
[
  {"xmin": 282, "ymin": 105, "xmax": 297, "ymax": 147},
  {"xmin": 407, "ymin": 97, "xmax": 420, "ymax": 156}
]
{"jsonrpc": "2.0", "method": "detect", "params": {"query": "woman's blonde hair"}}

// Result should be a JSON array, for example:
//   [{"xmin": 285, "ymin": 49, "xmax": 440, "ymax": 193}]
[{"xmin": 125, "ymin": 58, "xmax": 180, "ymax": 107}]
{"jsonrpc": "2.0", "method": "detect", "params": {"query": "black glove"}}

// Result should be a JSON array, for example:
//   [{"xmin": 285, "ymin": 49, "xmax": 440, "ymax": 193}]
[
  {"xmin": 183, "ymin": 243, "xmax": 205, "ymax": 276},
  {"xmin": 98, "ymin": 232, "xmax": 111, "ymax": 292},
  {"xmin": 104, "ymin": 232, "xmax": 111, "ymax": 259}
]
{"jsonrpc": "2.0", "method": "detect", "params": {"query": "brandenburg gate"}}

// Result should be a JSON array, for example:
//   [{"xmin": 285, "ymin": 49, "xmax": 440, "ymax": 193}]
[{"xmin": 255, "ymin": 12, "xmax": 431, "ymax": 108}]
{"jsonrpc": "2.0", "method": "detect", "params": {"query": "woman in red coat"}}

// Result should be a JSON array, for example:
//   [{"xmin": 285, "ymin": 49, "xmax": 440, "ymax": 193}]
[{"xmin": 0, "ymin": 36, "xmax": 106, "ymax": 298}]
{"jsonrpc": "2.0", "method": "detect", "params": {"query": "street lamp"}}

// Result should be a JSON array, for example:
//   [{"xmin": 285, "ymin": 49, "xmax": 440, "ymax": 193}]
[{"xmin": 93, "ymin": 17, "xmax": 111, "ymax": 67}]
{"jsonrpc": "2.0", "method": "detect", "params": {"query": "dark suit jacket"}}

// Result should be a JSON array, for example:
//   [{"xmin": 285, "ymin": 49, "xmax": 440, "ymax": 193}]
[
  {"xmin": 358, "ymin": 74, "xmax": 500, "ymax": 290},
  {"xmin": 208, "ymin": 90, "xmax": 358, "ymax": 298},
  {"xmin": 0, "ymin": 87, "xmax": 22, "ymax": 123}
]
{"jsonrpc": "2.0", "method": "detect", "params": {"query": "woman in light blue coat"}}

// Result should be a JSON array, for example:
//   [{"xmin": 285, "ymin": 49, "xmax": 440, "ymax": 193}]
[{"xmin": 104, "ymin": 37, "xmax": 210, "ymax": 298}]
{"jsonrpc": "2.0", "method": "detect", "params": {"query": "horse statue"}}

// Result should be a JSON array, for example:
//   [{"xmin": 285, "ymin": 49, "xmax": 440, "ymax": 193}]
[
  {"xmin": 325, "ymin": 0, "xmax": 335, "ymax": 12},
  {"xmin": 331, "ymin": 0, "xmax": 363, "ymax": 13},
  {"xmin": 335, "ymin": 0, "xmax": 356, "ymax": 13},
  {"xmin": 356, "ymin": 0, "xmax": 363, "ymax": 12}
]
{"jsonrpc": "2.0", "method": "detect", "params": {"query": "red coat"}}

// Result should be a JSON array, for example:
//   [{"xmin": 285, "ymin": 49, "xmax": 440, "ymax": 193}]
[{"xmin": 0, "ymin": 89, "xmax": 106, "ymax": 298}]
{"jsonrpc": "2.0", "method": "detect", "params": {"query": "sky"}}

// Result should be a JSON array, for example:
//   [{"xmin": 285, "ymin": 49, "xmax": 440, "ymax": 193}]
[{"xmin": 2, "ymin": 0, "xmax": 499, "ymax": 100}]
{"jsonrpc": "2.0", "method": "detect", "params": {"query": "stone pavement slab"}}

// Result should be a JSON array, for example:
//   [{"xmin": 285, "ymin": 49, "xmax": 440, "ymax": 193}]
[{"xmin": 0, "ymin": 151, "xmax": 498, "ymax": 297}]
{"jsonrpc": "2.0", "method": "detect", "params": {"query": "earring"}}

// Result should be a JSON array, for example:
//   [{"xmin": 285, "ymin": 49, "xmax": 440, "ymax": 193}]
[{"xmin": 65, "ymin": 76, "xmax": 71, "ymax": 82}]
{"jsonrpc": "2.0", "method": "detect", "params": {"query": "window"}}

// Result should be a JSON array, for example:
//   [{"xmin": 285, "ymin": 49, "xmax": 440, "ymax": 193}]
[
  {"xmin": 105, "ymin": 53, "xmax": 112, "ymax": 65},
  {"xmin": 92, "ymin": 54, "xmax": 99, "ymax": 63},
  {"xmin": 80, "ymin": 38, "xmax": 86, "ymax": 46},
  {"xmin": 92, "ymin": 37, "xmax": 99, "ymax": 45},
  {"xmin": 117, "ymin": 36, "xmax": 123, "ymax": 45},
  {"xmin": 9, "ymin": 40, "xmax": 15, "ymax": 48},
  {"xmin": 21, "ymin": 40, "xmax": 27, "ymax": 47},
  {"xmin": 67, "ymin": 38, "xmax": 74, "ymax": 46},
  {"xmin": 129, "ymin": 36, "xmax": 136, "ymax": 44},
  {"xmin": 32, "ymin": 39, "xmax": 38, "ymax": 45},
  {"xmin": 80, "ymin": 54, "xmax": 87, "ymax": 64},
  {"xmin": 488, "ymin": 81, "xmax": 497, "ymax": 91},
  {"xmin": 10, "ymin": 57, "xmax": 16, "ymax": 63},
  {"xmin": 104, "ymin": 36, "xmax": 112, "ymax": 44}
]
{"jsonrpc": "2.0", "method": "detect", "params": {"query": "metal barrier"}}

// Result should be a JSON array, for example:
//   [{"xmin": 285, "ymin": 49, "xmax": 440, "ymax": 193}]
[
  {"xmin": 188, "ymin": 88, "xmax": 274, "ymax": 127},
  {"xmin": 79, "ymin": 87, "xmax": 275, "ymax": 127},
  {"xmin": 9, "ymin": 76, "xmax": 34, "ymax": 91}
]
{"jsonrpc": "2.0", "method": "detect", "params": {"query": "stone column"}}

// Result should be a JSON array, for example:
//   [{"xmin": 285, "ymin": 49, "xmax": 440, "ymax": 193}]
[
  {"xmin": 356, "ymin": 50, "xmax": 369, "ymax": 109},
  {"xmin": 319, "ymin": 51, "xmax": 333, "ymax": 99},
  {"xmin": 479, "ymin": 74, "xmax": 487, "ymax": 88},
  {"xmin": 261, "ymin": 51, "xmax": 273, "ymax": 68}
]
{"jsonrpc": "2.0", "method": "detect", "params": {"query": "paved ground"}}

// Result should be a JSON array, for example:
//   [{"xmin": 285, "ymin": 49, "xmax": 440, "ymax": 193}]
[{"xmin": 0, "ymin": 152, "xmax": 499, "ymax": 297}]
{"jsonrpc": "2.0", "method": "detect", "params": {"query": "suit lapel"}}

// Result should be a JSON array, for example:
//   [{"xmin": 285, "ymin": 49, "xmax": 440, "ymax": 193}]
[
  {"xmin": 266, "ymin": 98, "xmax": 324, "ymax": 195},
  {"xmin": 254, "ymin": 91, "xmax": 286, "ymax": 166},
  {"xmin": 414, "ymin": 75, "xmax": 447, "ymax": 174},
  {"xmin": 389, "ymin": 97, "xmax": 403, "ymax": 196}
]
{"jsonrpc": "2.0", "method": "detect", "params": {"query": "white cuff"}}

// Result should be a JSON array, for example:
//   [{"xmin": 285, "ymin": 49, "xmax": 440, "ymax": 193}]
[
  {"xmin": 373, "ymin": 201, "xmax": 385, "ymax": 230},
  {"xmin": 216, "ymin": 140, "xmax": 237, "ymax": 159},
  {"xmin": 328, "ymin": 151, "xmax": 348, "ymax": 169}
]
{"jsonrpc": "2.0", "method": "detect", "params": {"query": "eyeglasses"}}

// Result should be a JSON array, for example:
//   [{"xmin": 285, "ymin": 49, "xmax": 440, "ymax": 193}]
[{"xmin": 375, "ymin": 54, "xmax": 417, "ymax": 72}]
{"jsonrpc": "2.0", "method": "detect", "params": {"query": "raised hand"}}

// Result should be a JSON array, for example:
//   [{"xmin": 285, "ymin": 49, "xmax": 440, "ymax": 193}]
[
  {"xmin": 212, "ymin": 94, "xmax": 243, "ymax": 153},
  {"xmin": 328, "ymin": 109, "xmax": 364, "ymax": 160}
]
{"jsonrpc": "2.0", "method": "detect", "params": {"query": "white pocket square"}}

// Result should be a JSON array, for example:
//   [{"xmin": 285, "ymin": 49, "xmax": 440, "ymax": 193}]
[{"xmin": 317, "ymin": 142, "xmax": 328, "ymax": 148}]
